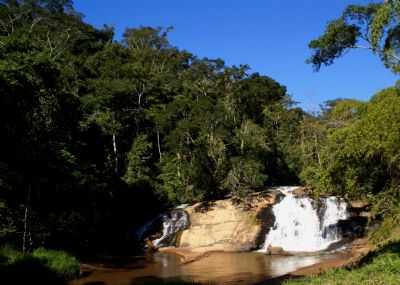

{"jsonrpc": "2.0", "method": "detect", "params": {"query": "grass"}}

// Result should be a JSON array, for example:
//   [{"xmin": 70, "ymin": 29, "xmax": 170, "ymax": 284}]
[
  {"xmin": 32, "ymin": 247, "xmax": 80, "ymax": 280},
  {"xmin": 0, "ymin": 246, "xmax": 80, "ymax": 285},
  {"xmin": 283, "ymin": 241, "xmax": 400, "ymax": 285}
]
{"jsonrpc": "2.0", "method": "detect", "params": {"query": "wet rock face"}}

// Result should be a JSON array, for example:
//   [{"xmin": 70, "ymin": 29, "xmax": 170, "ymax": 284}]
[
  {"xmin": 255, "ymin": 206, "xmax": 276, "ymax": 249},
  {"xmin": 137, "ymin": 209, "xmax": 189, "ymax": 249},
  {"xmin": 152, "ymin": 210, "xmax": 190, "ymax": 248},
  {"xmin": 339, "ymin": 200, "xmax": 370, "ymax": 239},
  {"xmin": 136, "ymin": 216, "xmax": 164, "ymax": 242},
  {"xmin": 338, "ymin": 217, "xmax": 369, "ymax": 239}
]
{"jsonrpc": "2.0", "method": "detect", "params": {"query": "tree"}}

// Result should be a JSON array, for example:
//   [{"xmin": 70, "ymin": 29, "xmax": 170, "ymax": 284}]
[
  {"xmin": 123, "ymin": 26, "xmax": 172, "ymax": 51},
  {"xmin": 0, "ymin": 0, "xmax": 74, "ymax": 13},
  {"xmin": 123, "ymin": 135, "xmax": 152, "ymax": 186},
  {"xmin": 224, "ymin": 158, "xmax": 267, "ymax": 199},
  {"xmin": 308, "ymin": 1, "xmax": 400, "ymax": 73},
  {"xmin": 301, "ymin": 87, "xmax": 400, "ymax": 214}
]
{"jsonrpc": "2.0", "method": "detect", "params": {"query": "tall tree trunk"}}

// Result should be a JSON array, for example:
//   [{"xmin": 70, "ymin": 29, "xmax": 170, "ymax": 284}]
[
  {"xmin": 314, "ymin": 133, "xmax": 322, "ymax": 166},
  {"xmin": 138, "ymin": 92, "xmax": 143, "ymax": 107},
  {"xmin": 157, "ymin": 128, "xmax": 162, "ymax": 162},
  {"xmin": 113, "ymin": 133, "xmax": 118, "ymax": 174},
  {"xmin": 22, "ymin": 184, "xmax": 31, "ymax": 254},
  {"xmin": 300, "ymin": 124, "xmax": 306, "ymax": 157}
]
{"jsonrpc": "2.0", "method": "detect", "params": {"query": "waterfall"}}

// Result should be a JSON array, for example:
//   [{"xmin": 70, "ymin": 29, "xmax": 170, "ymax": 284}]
[
  {"xmin": 262, "ymin": 187, "xmax": 348, "ymax": 253},
  {"xmin": 152, "ymin": 209, "xmax": 189, "ymax": 248},
  {"xmin": 135, "ymin": 215, "xmax": 161, "ymax": 241}
]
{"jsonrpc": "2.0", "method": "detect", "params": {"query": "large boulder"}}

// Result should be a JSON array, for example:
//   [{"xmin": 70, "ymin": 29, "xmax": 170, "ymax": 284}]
[
  {"xmin": 349, "ymin": 201, "xmax": 369, "ymax": 209},
  {"xmin": 348, "ymin": 200, "xmax": 372, "ymax": 220},
  {"xmin": 177, "ymin": 191, "xmax": 278, "ymax": 252},
  {"xmin": 266, "ymin": 246, "xmax": 289, "ymax": 255}
]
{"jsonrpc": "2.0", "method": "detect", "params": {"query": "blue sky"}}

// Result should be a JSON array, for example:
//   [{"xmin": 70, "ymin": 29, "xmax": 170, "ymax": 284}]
[{"xmin": 74, "ymin": 0, "xmax": 398, "ymax": 111}]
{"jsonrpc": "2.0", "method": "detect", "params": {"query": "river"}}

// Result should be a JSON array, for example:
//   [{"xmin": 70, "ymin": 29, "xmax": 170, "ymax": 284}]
[{"xmin": 71, "ymin": 251, "xmax": 348, "ymax": 285}]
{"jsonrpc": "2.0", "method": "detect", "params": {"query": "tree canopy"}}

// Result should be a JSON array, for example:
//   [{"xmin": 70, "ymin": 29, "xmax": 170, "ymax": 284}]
[
  {"xmin": 308, "ymin": 0, "xmax": 400, "ymax": 73},
  {"xmin": 0, "ymin": 0, "xmax": 305, "ymax": 253}
]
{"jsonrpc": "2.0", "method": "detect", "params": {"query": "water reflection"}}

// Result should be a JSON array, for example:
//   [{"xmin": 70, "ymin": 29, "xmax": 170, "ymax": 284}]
[
  {"xmin": 72, "ymin": 252, "xmax": 343, "ymax": 285},
  {"xmin": 267, "ymin": 255, "xmax": 320, "ymax": 276}
]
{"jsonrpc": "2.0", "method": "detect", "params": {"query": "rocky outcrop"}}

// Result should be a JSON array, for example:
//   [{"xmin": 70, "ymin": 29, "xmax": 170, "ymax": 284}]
[
  {"xmin": 337, "ymin": 200, "xmax": 371, "ymax": 240},
  {"xmin": 266, "ymin": 246, "xmax": 290, "ymax": 255},
  {"xmin": 290, "ymin": 186, "xmax": 310, "ymax": 197},
  {"xmin": 348, "ymin": 200, "xmax": 372, "ymax": 219},
  {"xmin": 175, "ymin": 191, "xmax": 278, "ymax": 252},
  {"xmin": 147, "ymin": 188, "xmax": 371, "ymax": 257}
]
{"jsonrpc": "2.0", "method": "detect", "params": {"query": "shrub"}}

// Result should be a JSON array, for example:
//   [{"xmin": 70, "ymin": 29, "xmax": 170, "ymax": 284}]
[
  {"xmin": 0, "ymin": 245, "xmax": 24, "ymax": 265},
  {"xmin": 32, "ymin": 248, "xmax": 80, "ymax": 280},
  {"xmin": 1, "ymin": 255, "xmax": 66, "ymax": 285},
  {"xmin": 0, "ymin": 246, "xmax": 80, "ymax": 283}
]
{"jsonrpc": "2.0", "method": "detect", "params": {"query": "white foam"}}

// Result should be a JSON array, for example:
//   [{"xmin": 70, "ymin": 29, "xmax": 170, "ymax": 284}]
[{"xmin": 262, "ymin": 187, "xmax": 348, "ymax": 252}]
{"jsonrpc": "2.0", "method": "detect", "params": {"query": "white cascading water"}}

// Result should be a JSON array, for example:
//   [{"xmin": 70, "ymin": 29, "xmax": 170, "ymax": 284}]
[
  {"xmin": 263, "ymin": 186, "xmax": 348, "ymax": 252},
  {"xmin": 152, "ymin": 210, "xmax": 189, "ymax": 248}
]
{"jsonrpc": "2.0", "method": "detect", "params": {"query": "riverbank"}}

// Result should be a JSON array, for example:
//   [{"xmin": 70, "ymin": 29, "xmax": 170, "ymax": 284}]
[
  {"xmin": 281, "ymin": 239, "xmax": 400, "ymax": 285},
  {"xmin": 256, "ymin": 238, "xmax": 372, "ymax": 285}
]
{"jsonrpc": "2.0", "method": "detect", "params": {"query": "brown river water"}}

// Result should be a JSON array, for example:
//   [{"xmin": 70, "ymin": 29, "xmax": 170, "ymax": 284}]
[{"xmin": 71, "ymin": 251, "xmax": 346, "ymax": 285}]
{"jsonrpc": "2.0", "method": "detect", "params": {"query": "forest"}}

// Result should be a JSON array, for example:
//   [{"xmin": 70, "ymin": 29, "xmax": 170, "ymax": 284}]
[{"xmin": 0, "ymin": 1, "xmax": 400, "ymax": 284}]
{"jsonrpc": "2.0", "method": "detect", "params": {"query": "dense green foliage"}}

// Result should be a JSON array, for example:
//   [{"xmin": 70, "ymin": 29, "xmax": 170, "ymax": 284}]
[
  {"xmin": 284, "ymin": 240, "xmax": 400, "ymax": 285},
  {"xmin": 306, "ymin": 1, "xmax": 400, "ymax": 207},
  {"xmin": 309, "ymin": 0, "xmax": 400, "ymax": 73},
  {"xmin": 304, "ymin": 2, "xmax": 400, "ymax": 242},
  {"xmin": 300, "ymin": 78, "xmax": 400, "ymax": 217},
  {"xmin": 0, "ymin": 0, "xmax": 305, "ymax": 254},
  {"xmin": 32, "ymin": 247, "xmax": 80, "ymax": 279}
]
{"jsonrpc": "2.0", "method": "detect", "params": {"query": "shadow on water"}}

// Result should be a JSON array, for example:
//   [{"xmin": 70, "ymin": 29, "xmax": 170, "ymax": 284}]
[{"xmin": 84, "ymin": 255, "xmax": 150, "ymax": 270}]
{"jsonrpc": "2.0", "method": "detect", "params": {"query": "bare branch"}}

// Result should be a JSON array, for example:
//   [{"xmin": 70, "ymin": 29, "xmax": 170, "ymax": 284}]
[
  {"xmin": 53, "ymin": 30, "xmax": 71, "ymax": 60},
  {"xmin": 47, "ymin": 31, "xmax": 54, "ymax": 56},
  {"xmin": 351, "ymin": 44, "xmax": 400, "ymax": 62},
  {"xmin": 29, "ymin": 17, "xmax": 43, "ymax": 33}
]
